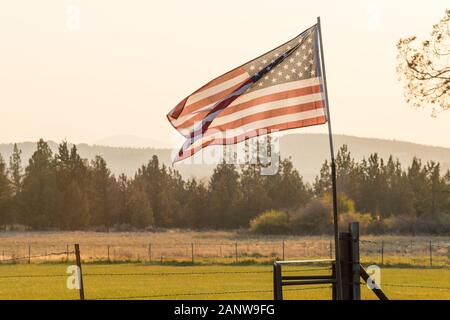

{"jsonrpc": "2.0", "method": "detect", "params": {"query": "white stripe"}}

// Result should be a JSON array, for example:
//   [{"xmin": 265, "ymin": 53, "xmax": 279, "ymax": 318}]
[
  {"xmin": 210, "ymin": 92, "xmax": 324, "ymax": 127},
  {"xmin": 185, "ymin": 72, "xmax": 249, "ymax": 106},
  {"xmin": 178, "ymin": 92, "xmax": 324, "ymax": 136},
  {"xmin": 173, "ymin": 77, "xmax": 323, "ymax": 129},
  {"xmin": 185, "ymin": 108, "xmax": 325, "ymax": 152},
  {"xmin": 230, "ymin": 77, "xmax": 322, "ymax": 106}
]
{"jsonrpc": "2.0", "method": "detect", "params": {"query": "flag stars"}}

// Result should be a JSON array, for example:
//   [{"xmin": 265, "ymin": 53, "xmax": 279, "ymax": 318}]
[{"xmin": 246, "ymin": 33, "xmax": 318, "ymax": 92}]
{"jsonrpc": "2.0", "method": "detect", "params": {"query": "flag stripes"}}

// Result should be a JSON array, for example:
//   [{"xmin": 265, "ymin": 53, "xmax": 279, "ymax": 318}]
[{"xmin": 167, "ymin": 24, "xmax": 327, "ymax": 162}]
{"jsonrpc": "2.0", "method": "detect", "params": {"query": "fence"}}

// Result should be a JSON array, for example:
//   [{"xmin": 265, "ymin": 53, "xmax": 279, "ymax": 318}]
[
  {"xmin": 1, "ymin": 238, "xmax": 449, "ymax": 267},
  {"xmin": 0, "ymin": 243, "xmax": 450, "ymax": 300}
]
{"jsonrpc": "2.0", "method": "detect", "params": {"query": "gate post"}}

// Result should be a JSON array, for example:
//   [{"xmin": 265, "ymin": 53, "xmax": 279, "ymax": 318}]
[
  {"xmin": 331, "ymin": 262, "xmax": 337, "ymax": 300},
  {"xmin": 338, "ymin": 231, "xmax": 352, "ymax": 300},
  {"xmin": 339, "ymin": 222, "xmax": 361, "ymax": 300},
  {"xmin": 74, "ymin": 244, "xmax": 85, "ymax": 300},
  {"xmin": 273, "ymin": 262, "xmax": 283, "ymax": 300},
  {"xmin": 350, "ymin": 222, "xmax": 361, "ymax": 300}
]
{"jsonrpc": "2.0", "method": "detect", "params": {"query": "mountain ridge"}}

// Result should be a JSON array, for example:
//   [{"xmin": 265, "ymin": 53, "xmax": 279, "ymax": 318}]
[{"xmin": 1, "ymin": 134, "xmax": 449, "ymax": 183}]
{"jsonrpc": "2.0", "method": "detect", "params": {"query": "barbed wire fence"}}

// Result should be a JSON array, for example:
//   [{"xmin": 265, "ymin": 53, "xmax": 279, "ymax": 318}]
[
  {"xmin": 1, "ymin": 239, "xmax": 449, "ymax": 267},
  {"xmin": 0, "ymin": 242, "xmax": 449, "ymax": 300}
]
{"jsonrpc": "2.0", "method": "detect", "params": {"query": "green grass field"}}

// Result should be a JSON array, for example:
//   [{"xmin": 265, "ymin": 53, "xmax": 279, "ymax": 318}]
[{"xmin": 0, "ymin": 263, "xmax": 449, "ymax": 300}]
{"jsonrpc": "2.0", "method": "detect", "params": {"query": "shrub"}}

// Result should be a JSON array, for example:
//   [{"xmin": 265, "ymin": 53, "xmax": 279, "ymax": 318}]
[
  {"xmin": 386, "ymin": 214, "xmax": 450, "ymax": 235},
  {"xmin": 250, "ymin": 210, "xmax": 290, "ymax": 235},
  {"xmin": 339, "ymin": 211, "xmax": 373, "ymax": 231},
  {"xmin": 366, "ymin": 219, "xmax": 389, "ymax": 234},
  {"xmin": 290, "ymin": 199, "xmax": 333, "ymax": 235}
]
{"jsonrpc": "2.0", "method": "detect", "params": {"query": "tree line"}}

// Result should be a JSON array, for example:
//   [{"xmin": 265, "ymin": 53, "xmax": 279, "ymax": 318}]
[{"xmin": 0, "ymin": 140, "xmax": 449, "ymax": 233}]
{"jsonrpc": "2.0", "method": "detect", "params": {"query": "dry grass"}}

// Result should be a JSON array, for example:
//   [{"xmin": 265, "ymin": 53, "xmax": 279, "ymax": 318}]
[{"xmin": 0, "ymin": 230, "xmax": 448, "ymax": 267}]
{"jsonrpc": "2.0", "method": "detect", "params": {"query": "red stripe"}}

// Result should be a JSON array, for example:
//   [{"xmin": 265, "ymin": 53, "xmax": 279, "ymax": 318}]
[
  {"xmin": 167, "ymin": 67, "xmax": 246, "ymax": 122},
  {"xmin": 193, "ymin": 67, "xmax": 246, "ymax": 94},
  {"xmin": 180, "ymin": 79, "xmax": 248, "ymax": 116},
  {"xmin": 210, "ymin": 100, "xmax": 324, "ymax": 133},
  {"xmin": 175, "ymin": 115, "xmax": 327, "ymax": 162},
  {"xmin": 175, "ymin": 84, "xmax": 323, "ymax": 129}
]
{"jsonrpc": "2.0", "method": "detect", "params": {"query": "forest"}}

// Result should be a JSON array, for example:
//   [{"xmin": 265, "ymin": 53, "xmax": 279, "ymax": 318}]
[{"xmin": 0, "ymin": 139, "xmax": 449, "ymax": 234}]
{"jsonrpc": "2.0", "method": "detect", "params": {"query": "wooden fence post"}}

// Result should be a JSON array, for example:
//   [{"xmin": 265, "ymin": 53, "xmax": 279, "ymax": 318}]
[
  {"xmin": 330, "ymin": 240, "xmax": 333, "ymax": 259},
  {"xmin": 148, "ymin": 243, "xmax": 152, "ymax": 262},
  {"xmin": 107, "ymin": 244, "xmax": 110, "ymax": 263},
  {"xmin": 235, "ymin": 242, "xmax": 238, "ymax": 263},
  {"xmin": 429, "ymin": 241, "xmax": 433, "ymax": 267},
  {"xmin": 74, "ymin": 244, "xmax": 85, "ymax": 300},
  {"xmin": 191, "ymin": 243, "xmax": 194, "ymax": 264},
  {"xmin": 331, "ymin": 263, "xmax": 337, "ymax": 300},
  {"xmin": 66, "ymin": 244, "xmax": 69, "ymax": 262},
  {"xmin": 349, "ymin": 222, "xmax": 361, "ymax": 300},
  {"xmin": 273, "ymin": 263, "xmax": 283, "ymax": 300},
  {"xmin": 339, "ymin": 231, "xmax": 352, "ymax": 300},
  {"xmin": 282, "ymin": 240, "xmax": 285, "ymax": 261},
  {"xmin": 28, "ymin": 244, "xmax": 31, "ymax": 264}
]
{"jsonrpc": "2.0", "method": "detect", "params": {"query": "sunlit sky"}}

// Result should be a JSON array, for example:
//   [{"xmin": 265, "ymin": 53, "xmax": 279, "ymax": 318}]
[{"xmin": 0, "ymin": 0, "xmax": 449, "ymax": 148}]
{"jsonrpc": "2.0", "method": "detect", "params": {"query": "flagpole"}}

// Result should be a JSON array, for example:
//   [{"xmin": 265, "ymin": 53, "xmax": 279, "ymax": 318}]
[{"xmin": 316, "ymin": 16, "xmax": 343, "ymax": 300}]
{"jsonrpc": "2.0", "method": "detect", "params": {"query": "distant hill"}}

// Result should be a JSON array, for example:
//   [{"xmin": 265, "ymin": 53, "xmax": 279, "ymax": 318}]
[
  {"xmin": 92, "ymin": 135, "xmax": 171, "ymax": 149},
  {"xmin": 1, "ymin": 134, "xmax": 449, "ymax": 182}
]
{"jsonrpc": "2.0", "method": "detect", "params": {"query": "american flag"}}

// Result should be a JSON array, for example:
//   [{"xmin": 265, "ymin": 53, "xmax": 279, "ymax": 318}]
[{"xmin": 167, "ymin": 24, "xmax": 327, "ymax": 162}]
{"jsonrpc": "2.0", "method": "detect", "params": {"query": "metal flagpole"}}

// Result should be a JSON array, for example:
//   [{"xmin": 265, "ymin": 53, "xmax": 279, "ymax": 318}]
[{"xmin": 316, "ymin": 16, "xmax": 343, "ymax": 300}]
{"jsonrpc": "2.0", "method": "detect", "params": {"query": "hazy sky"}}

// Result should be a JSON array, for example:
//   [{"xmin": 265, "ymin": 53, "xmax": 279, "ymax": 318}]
[{"xmin": 0, "ymin": 0, "xmax": 449, "ymax": 148}]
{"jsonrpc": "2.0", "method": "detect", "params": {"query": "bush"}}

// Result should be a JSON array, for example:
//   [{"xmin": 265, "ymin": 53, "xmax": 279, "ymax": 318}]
[
  {"xmin": 339, "ymin": 211, "xmax": 373, "ymax": 231},
  {"xmin": 250, "ymin": 210, "xmax": 290, "ymax": 235},
  {"xmin": 290, "ymin": 199, "xmax": 333, "ymax": 235},
  {"xmin": 386, "ymin": 214, "xmax": 450, "ymax": 235}
]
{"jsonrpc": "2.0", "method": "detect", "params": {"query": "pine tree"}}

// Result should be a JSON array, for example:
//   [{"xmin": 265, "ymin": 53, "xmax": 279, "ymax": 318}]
[
  {"xmin": 89, "ymin": 156, "xmax": 116, "ymax": 231},
  {"xmin": 239, "ymin": 163, "xmax": 271, "ymax": 226},
  {"xmin": 314, "ymin": 160, "xmax": 331, "ymax": 196},
  {"xmin": 425, "ymin": 161, "xmax": 447, "ymax": 216},
  {"xmin": 8, "ymin": 143, "xmax": 23, "ymax": 195},
  {"xmin": 0, "ymin": 154, "xmax": 12, "ymax": 228},
  {"xmin": 54, "ymin": 142, "xmax": 90, "ymax": 229},
  {"xmin": 20, "ymin": 139, "xmax": 57, "ymax": 229},
  {"xmin": 266, "ymin": 158, "xmax": 310, "ymax": 210},
  {"xmin": 208, "ymin": 161, "xmax": 241, "ymax": 229},
  {"xmin": 127, "ymin": 185, "xmax": 153, "ymax": 228},
  {"xmin": 408, "ymin": 157, "xmax": 431, "ymax": 216},
  {"xmin": 182, "ymin": 178, "xmax": 209, "ymax": 229}
]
